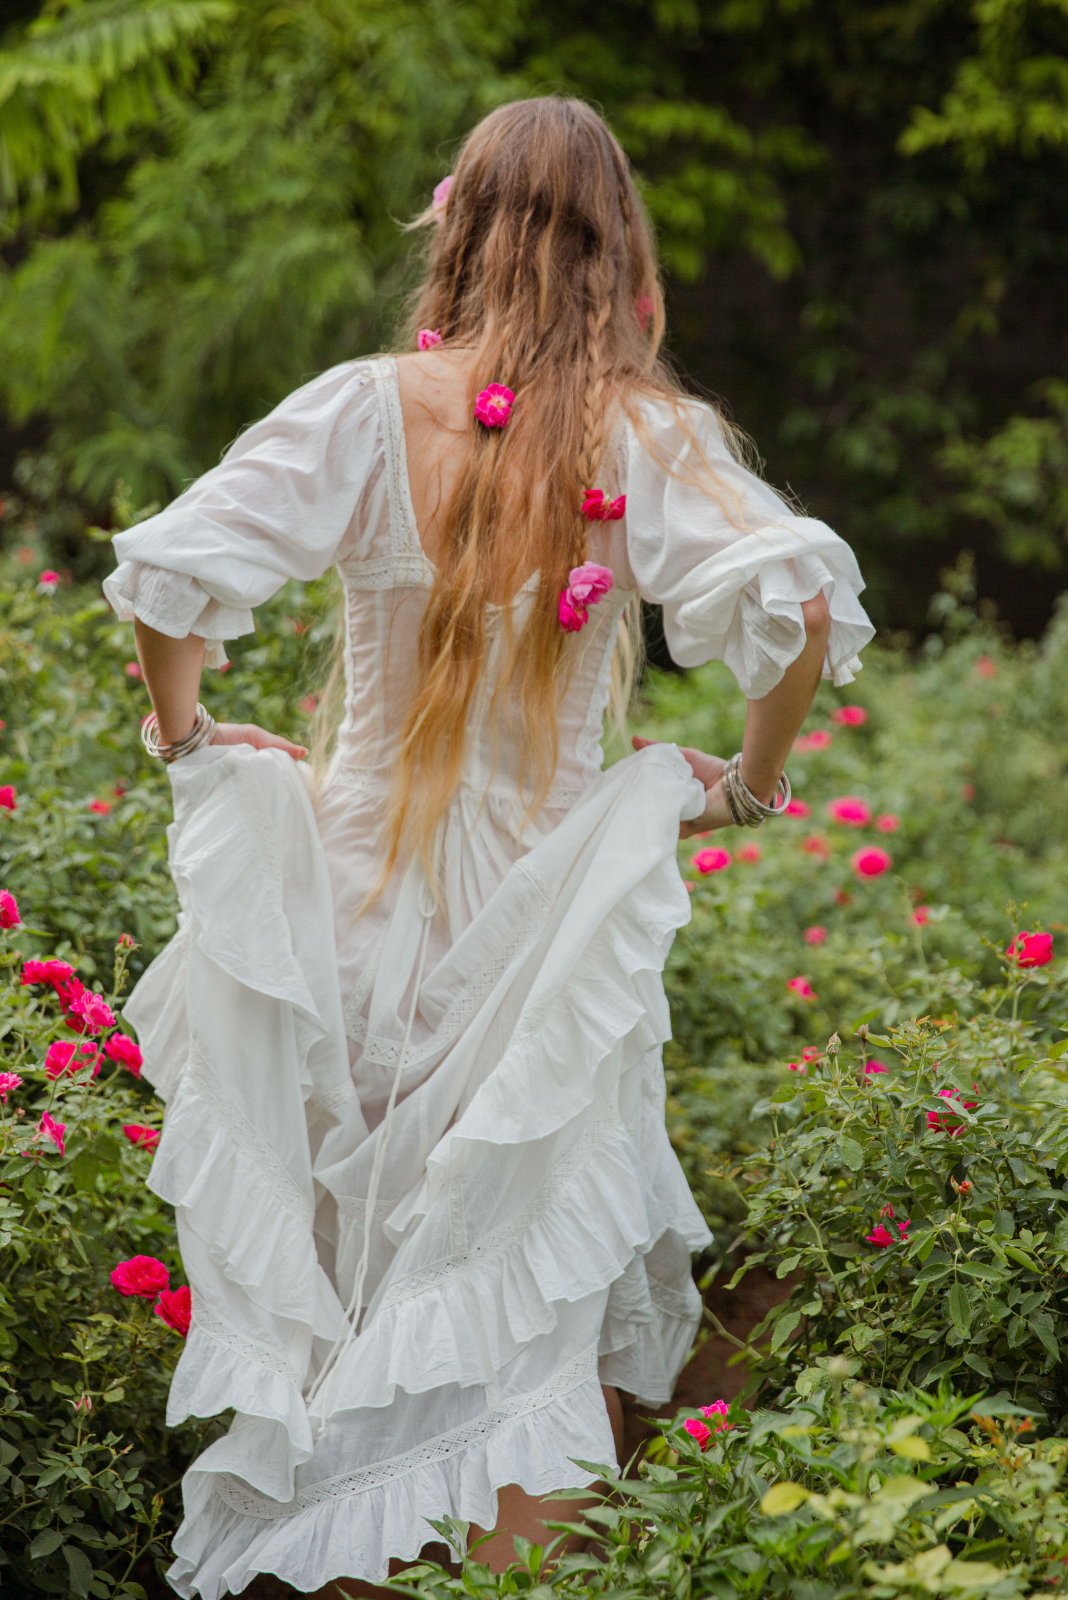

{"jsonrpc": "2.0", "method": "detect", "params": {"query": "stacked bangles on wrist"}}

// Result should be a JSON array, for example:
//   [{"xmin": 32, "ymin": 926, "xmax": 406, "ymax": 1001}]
[
  {"xmin": 141, "ymin": 704, "xmax": 217, "ymax": 764},
  {"xmin": 722, "ymin": 751, "xmax": 791, "ymax": 828}
]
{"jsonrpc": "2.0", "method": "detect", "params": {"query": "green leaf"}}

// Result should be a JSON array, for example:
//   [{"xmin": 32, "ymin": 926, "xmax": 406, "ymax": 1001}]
[
  {"xmin": 993, "ymin": 1210, "xmax": 1015, "ymax": 1239},
  {"xmin": 771, "ymin": 1084, "xmax": 799, "ymax": 1104},
  {"xmin": 1029, "ymin": 1313, "xmax": 1059, "ymax": 1360},
  {"xmin": 776, "ymin": 1254, "xmax": 802, "ymax": 1279},
  {"xmin": 771, "ymin": 1308, "xmax": 802, "ymax": 1353},
  {"xmin": 63, "ymin": 1545, "xmax": 94, "ymax": 1598},
  {"xmin": 837, "ymin": 1136, "xmax": 864, "ymax": 1172},
  {"xmin": 947, "ymin": 1282, "xmax": 972, "ymax": 1337},
  {"xmin": 1047, "ymin": 1038, "xmax": 1068, "ymax": 1060},
  {"xmin": 1053, "ymin": 1220, "xmax": 1068, "ymax": 1253},
  {"xmin": 29, "ymin": 1529, "xmax": 64, "ymax": 1560}
]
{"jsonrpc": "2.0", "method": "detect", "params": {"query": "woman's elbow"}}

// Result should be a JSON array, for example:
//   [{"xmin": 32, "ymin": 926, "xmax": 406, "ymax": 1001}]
[{"xmin": 802, "ymin": 591, "xmax": 831, "ymax": 643}]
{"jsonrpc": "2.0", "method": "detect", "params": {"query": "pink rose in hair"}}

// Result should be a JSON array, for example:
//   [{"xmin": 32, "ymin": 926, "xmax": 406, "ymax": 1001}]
[
  {"xmin": 581, "ymin": 488, "xmax": 626, "ymax": 521},
  {"xmin": 432, "ymin": 174, "xmax": 453, "ymax": 215},
  {"xmin": 474, "ymin": 383, "xmax": 515, "ymax": 428},
  {"xmin": 558, "ymin": 591, "xmax": 588, "ymax": 632},
  {"xmin": 567, "ymin": 563, "xmax": 614, "ymax": 605},
  {"xmin": 417, "ymin": 328, "xmax": 443, "ymax": 350}
]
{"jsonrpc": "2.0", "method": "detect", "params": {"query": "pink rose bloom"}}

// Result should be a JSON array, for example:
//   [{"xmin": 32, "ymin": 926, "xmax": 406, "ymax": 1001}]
[
  {"xmin": 124, "ymin": 661, "xmax": 143, "ymax": 679},
  {"xmin": 580, "ymin": 489, "xmax": 626, "ymax": 521},
  {"xmin": 830, "ymin": 705, "xmax": 867, "ymax": 726},
  {"xmin": 38, "ymin": 1111, "xmax": 65, "ymax": 1155},
  {"xmin": 558, "ymin": 590, "xmax": 588, "ymax": 632},
  {"xmin": 803, "ymin": 925, "xmax": 827, "ymax": 946},
  {"xmin": 0, "ymin": 889, "xmax": 19, "ymax": 928},
  {"xmin": 898, "ymin": 1218, "xmax": 911, "ymax": 1237},
  {"xmin": 87, "ymin": 798, "xmax": 111, "ymax": 815},
  {"xmin": 787, "ymin": 1061, "xmax": 807, "ymax": 1074},
  {"xmin": 784, "ymin": 798, "xmax": 810, "ymax": 818},
  {"xmin": 45, "ymin": 1040, "xmax": 82, "ymax": 1079},
  {"xmin": 693, "ymin": 846, "xmax": 731, "ymax": 874},
  {"xmin": 827, "ymin": 796, "xmax": 872, "ymax": 826},
  {"xmin": 37, "ymin": 569, "xmax": 59, "ymax": 595},
  {"xmin": 635, "ymin": 293, "xmax": 654, "ymax": 331},
  {"xmin": 417, "ymin": 328, "xmax": 443, "ymax": 350},
  {"xmin": 68, "ymin": 991, "xmax": 116, "ymax": 1032},
  {"xmin": 567, "ymin": 562, "xmax": 614, "ymax": 605},
  {"xmin": 801, "ymin": 834, "xmax": 831, "ymax": 860},
  {"xmin": 865, "ymin": 1223, "xmax": 894, "ymax": 1249},
  {"xmin": 735, "ymin": 842, "xmax": 761, "ymax": 864},
  {"xmin": 787, "ymin": 976, "xmax": 816, "ymax": 1001},
  {"xmin": 0, "ymin": 1071, "xmax": 22, "ymax": 1101},
  {"xmin": 875, "ymin": 814, "xmax": 900, "ymax": 833},
  {"xmin": 105, "ymin": 1033, "xmax": 143, "ymax": 1076},
  {"xmin": 22, "ymin": 957, "xmax": 74, "ymax": 988},
  {"xmin": 155, "ymin": 1284, "xmax": 191, "ymax": 1336},
  {"xmin": 1006, "ymin": 931, "xmax": 1053, "ymax": 968},
  {"xmin": 802, "ymin": 1047, "xmax": 820, "ymax": 1061},
  {"xmin": 864, "ymin": 1060, "xmax": 887, "ymax": 1076},
  {"xmin": 976, "ymin": 655, "xmax": 996, "ymax": 679},
  {"xmin": 794, "ymin": 730, "xmax": 833, "ymax": 753},
  {"xmin": 474, "ymin": 383, "xmax": 515, "ymax": 428},
  {"xmin": 123, "ymin": 1124, "xmax": 160, "ymax": 1151},
  {"xmin": 700, "ymin": 1400, "xmax": 732, "ymax": 1432},
  {"xmin": 432, "ymin": 174, "xmax": 453, "ymax": 214},
  {"xmin": 0, "ymin": 785, "xmax": 16, "ymax": 811},
  {"xmin": 110, "ymin": 1256, "xmax": 169, "ymax": 1299},
  {"xmin": 852, "ymin": 846, "xmax": 892, "ymax": 878},
  {"xmin": 117, "ymin": 933, "xmax": 136, "ymax": 949},
  {"xmin": 912, "ymin": 906, "xmax": 931, "ymax": 925},
  {"xmin": 927, "ymin": 1086, "xmax": 977, "ymax": 1137},
  {"xmin": 683, "ymin": 1418, "xmax": 712, "ymax": 1451}
]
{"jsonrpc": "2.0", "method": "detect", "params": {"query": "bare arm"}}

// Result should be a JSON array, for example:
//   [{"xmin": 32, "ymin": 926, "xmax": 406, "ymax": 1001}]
[
  {"xmin": 134, "ymin": 619, "xmax": 307, "ymax": 760},
  {"xmin": 634, "ymin": 592, "xmax": 832, "ymax": 836}
]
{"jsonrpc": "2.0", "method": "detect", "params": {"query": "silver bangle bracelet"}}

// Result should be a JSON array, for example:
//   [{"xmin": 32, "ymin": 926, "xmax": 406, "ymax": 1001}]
[
  {"xmin": 722, "ymin": 751, "xmax": 791, "ymax": 828},
  {"xmin": 141, "ymin": 703, "xmax": 217, "ymax": 764}
]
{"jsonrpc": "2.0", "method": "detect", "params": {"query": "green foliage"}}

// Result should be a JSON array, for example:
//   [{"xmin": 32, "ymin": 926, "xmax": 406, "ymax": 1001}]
[
  {"xmin": 405, "ymin": 1383, "xmax": 1068, "ymax": 1599},
  {"xmin": 0, "ymin": 928, "xmax": 209, "ymax": 1597}
]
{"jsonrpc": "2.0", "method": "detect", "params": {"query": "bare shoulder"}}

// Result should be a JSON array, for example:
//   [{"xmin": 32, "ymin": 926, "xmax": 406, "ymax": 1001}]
[{"xmin": 394, "ymin": 348, "xmax": 476, "ymax": 434}]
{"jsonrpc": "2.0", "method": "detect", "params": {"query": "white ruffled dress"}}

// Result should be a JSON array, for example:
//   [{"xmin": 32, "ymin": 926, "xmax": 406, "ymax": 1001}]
[{"xmin": 104, "ymin": 357, "xmax": 873, "ymax": 1598}]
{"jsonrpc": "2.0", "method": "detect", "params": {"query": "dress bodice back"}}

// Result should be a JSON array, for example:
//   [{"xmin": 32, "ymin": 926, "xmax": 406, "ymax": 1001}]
[{"xmin": 329, "ymin": 358, "xmax": 631, "ymax": 830}]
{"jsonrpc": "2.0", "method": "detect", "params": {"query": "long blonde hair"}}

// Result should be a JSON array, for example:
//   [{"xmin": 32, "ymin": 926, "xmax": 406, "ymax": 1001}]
[{"xmin": 364, "ymin": 98, "xmax": 730, "ymax": 884}]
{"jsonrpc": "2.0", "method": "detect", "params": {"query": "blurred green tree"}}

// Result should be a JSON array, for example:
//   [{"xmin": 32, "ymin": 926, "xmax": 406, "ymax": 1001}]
[{"xmin": 1, "ymin": 0, "xmax": 1068, "ymax": 631}]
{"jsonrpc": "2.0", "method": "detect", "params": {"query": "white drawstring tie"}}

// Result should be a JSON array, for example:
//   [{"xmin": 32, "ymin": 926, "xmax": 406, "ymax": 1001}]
[{"xmin": 306, "ymin": 868, "xmax": 437, "ymax": 1437}]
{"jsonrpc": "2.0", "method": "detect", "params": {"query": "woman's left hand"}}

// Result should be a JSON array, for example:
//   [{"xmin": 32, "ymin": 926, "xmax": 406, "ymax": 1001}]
[
  {"xmin": 631, "ymin": 736, "xmax": 732, "ymax": 836},
  {"xmin": 211, "ymin": 723, "xmax": 308, "ymax": 761}
]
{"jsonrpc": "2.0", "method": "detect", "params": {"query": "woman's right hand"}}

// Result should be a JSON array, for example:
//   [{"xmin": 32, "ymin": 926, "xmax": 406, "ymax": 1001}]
[
  {"xmin": 211, "ymin": 723, "xmax": 308, "ymax": 761},
  {"xmin": 631, "ymin": 736, "xmax": 732, "ymax": 837}
]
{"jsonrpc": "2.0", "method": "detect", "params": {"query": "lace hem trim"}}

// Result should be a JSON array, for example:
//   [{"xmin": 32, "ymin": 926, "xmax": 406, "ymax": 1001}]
[
  {"xmin": 377, "ymin": 1109, "xmax": 619, "ymax": 1310},
  {"xmin": 190, "ymin": 1302, "xmax": 307, "ymax": 1385},
  {"xmin": 213, "ymin": 1344, "xmax": 598, "ymax": 1518}
]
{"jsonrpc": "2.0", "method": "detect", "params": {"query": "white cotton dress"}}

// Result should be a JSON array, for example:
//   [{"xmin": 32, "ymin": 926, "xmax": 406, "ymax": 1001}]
[{"xmin": 103, "ymin": 356, "xmax": 873, "ymax": 1598}]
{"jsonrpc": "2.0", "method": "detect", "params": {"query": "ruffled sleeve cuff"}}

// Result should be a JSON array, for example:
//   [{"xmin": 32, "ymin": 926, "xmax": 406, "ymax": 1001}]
[
  {"xmin": 660, "ymin": 521, "xmax": 876, "ymax": 700},
  {"xmin": 103, "ymin": 560, "xmax": 255, "ymax": 671}
]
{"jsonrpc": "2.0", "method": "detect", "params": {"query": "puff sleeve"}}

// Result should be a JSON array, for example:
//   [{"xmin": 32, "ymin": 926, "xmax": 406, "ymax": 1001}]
[
  {"xmin": 622, "ymin": 396, "xmax": 874, "ymax": 698},
  {"xmin": 103, "ymin": 362, "xmax": 380, "ymax": 667}
]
